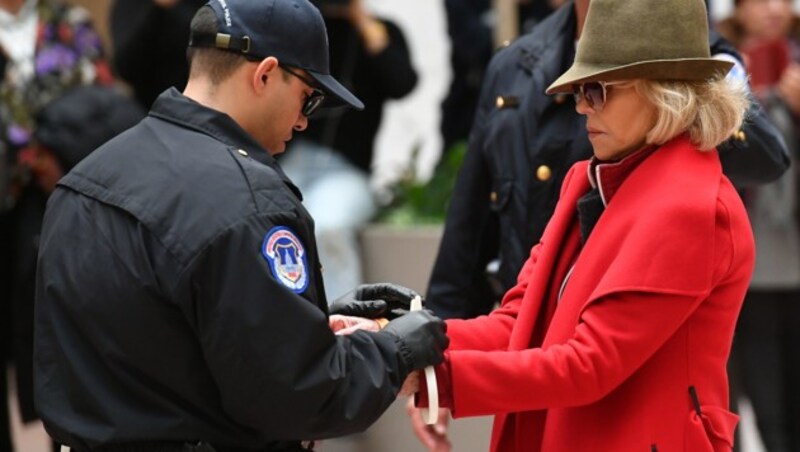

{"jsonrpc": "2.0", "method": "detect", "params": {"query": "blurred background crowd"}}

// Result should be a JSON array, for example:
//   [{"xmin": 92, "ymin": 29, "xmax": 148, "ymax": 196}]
[{"xmin": 1, "ymin": 0, "xmax": 800, "ymax": 450}]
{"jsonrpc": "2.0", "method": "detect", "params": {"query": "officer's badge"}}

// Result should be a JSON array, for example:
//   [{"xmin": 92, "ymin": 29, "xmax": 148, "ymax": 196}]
[{"xmin": 262, "ymin": 226, "xmax": 309, "ymax": 293}]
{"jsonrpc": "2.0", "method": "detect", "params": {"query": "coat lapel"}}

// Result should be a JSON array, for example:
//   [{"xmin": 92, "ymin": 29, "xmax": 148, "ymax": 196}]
[{"xmin": 507, "ymin": 161, "xmax": 590, "ymax": 351}]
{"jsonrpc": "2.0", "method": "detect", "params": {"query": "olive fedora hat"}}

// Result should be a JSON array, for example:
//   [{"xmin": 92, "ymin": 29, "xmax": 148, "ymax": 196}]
[{"xmin": 546, "ymin": 0, "xmax": 733, "ymax": 94}]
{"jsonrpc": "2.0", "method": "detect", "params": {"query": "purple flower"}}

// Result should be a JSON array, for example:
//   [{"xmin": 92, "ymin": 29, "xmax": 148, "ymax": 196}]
[
  {"xmin": 7, "ymin": 124, "xmax": 31, "ymax": 147},
  {"xmin": 35, "ymin": 44, "xmax": 78, "ymax": 75},
  {"xmin": 73, "ymin": 27, "xmax": 102, "ymax": 55}
]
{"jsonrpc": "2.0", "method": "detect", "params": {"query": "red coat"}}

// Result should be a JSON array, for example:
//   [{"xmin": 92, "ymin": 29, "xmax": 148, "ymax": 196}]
[{"xmin": 438, "ymin": 136, "xmax": 754, "ymax": 451}]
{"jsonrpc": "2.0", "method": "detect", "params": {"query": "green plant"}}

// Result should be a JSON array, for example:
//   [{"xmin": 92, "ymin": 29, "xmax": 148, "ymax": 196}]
[{"xmin": 375, "ymin": 141, "xmax": 467, "ymax": 226}]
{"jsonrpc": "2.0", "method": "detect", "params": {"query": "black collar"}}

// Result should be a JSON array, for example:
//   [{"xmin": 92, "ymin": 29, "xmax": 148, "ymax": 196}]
[{"xmin": 148, "ymin": 88, "xmax": 302, "ymax": 199}]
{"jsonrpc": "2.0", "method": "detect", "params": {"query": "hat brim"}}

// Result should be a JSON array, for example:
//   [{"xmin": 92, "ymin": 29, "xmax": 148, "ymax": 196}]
[
  {"xmin": 546, "ymin": 58, "xmax": 734, "ymax": 94},
  {"xmin": 307, "ymin": 70, "xmax": 365, "ymax": 110}
]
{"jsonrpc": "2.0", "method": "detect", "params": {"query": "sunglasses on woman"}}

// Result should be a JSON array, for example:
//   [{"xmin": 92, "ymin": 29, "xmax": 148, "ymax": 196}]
[
  {"xmin": 281, "ymin": 65, "xmax": 326, "ymax": 117},
  {"xmin": 572, "ymin": 81, "xmax": 628, "ymax": 111}
]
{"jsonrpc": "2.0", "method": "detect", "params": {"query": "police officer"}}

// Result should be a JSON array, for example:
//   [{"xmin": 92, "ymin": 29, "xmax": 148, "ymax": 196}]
[
  {"xmin": 33, "ymin": 1, "xmax": 448, "ymax": 451},
  {"xmin": 426, "ymin": 0, "xmax": 791, "ymax": 320}
]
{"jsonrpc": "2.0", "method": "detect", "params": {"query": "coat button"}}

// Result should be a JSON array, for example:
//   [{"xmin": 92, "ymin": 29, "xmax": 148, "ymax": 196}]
[
  {"xmin": 536, "ymin": 165, "xmax": 552, "ymax": 181},
  {"xmin": 737, "ymin": 130, "xmax": 746, "ymax": 141},
  {"xmin": 490, "ymin": 191, "xmax": 498, "ymax": 203},
  {"xmin": 496, "ymin": 96, "xmax": 519, "ymax": 109},
  {"xmin": 237, "ymin": 149, "xmax": 249, "ymax": 156},
  {"xmin": 554, "ymin": 94, "xmax": 569, "ymax": 104}
]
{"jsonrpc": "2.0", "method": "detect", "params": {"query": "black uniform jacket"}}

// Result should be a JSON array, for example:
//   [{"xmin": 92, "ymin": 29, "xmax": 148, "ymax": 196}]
[
  {"xmin": 427, "ymin": 3, "xmax": 790, "ymax": 319},
  {"xmin": 34, "ymin": 89, "xmax": 408, "ymax": 451}
]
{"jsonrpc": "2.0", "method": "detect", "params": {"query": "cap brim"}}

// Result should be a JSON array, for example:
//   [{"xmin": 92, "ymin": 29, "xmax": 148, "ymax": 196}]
[
  {"xmin": 546, "ymin": 58, "xmax": 734, "ymax": 94},
  {"xmin": 307, "ymin": 70, "xmax": 364, "ymax": 111}
]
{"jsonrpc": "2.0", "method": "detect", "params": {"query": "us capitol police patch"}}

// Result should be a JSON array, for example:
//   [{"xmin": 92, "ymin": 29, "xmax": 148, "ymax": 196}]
[{"xmin": 261, "ymin": 226, "xmax": 309, "ymax": 294}]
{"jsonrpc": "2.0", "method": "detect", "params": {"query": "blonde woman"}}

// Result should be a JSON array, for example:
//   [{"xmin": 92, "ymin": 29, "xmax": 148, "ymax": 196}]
[{"xmin": 408, "ymin": 0, "xmax": 753, "ymax": 450}]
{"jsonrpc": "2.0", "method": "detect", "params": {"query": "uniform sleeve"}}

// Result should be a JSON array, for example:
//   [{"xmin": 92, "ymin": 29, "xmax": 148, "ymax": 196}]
[
  {"xmin": 426, "ymin": 63, "xmax": 502, "ymax": 320},
  {"xmin": 712, "ymin": 50, "xmax": 790, "ymax": 187},
  {"xmin": 174, "ymin": 211, "xmax": 408, "ymax": 440}
]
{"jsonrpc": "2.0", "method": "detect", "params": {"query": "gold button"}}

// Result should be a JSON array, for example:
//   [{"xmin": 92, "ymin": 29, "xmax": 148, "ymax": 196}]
[
  {"xmin": 554, "ymin": 94, "xmax": 568, "ymax": 104},
  {"xmin": 237, "ymin": 149, "xmax": 248, "ymax": 156},
  {"xmin": 490, "ymin": 191, "xmax": 498, "ymax": 203},
  {"xmin": 738, "ymin": 130, "xmax": 746, "ymax": 141},
  {"xmin": 496, "ymin": 95, "xmax": 519, "ymax": 109},
  {"xmin": 536, "ymin": 165, "xmax": 552, "ymax": 181}
]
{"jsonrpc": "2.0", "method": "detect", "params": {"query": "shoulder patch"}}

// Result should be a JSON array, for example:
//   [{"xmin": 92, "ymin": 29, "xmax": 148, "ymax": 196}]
[{"xmin": 261, "ymin": 226, "xmax": 309, "ymax": 294}]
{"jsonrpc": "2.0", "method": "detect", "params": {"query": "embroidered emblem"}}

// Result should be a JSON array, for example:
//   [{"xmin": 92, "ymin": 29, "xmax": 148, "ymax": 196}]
[{"xmin": 262, "ymin": 226, "xmax": 309, "ymax": 293}]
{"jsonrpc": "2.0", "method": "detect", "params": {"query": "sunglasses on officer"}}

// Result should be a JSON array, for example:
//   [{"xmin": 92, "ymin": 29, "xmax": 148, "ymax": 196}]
[
  {"xmin": 280, "ymin": 65, "xmax": 326, "ymax": 117},
  {"xmin": 572, "ymin": 81, "xmax": 629, "ymax": 111}
]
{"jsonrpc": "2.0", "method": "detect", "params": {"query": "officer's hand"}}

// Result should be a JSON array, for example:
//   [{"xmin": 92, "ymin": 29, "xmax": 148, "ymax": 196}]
[
  {"xmin": 329, "ymin": 283, "xmax": 419, "ymax": 319},
  {"xmin": 379, "ymin": 310, "xmax": 449, "ymax": 372}
]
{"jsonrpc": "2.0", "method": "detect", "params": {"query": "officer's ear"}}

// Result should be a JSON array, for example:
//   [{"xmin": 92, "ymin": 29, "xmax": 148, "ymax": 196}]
[{"xmin": 252, "ymin": 57, "xmax": 279, "ymax": 94}]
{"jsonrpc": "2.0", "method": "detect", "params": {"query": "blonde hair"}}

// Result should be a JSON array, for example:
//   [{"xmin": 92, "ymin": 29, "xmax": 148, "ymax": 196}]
[{"xmin": 635, "ymin": 77, "xmax": 749, "ymax": 151}]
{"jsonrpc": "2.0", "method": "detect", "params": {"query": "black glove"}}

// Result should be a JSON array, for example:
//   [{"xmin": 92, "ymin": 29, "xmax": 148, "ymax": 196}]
[
  {"xmin": 378, "ymin": 310, "xmax": 449, "ymax": 372},
  {"xmin": 328, "ymin": 283, "xmax": 419, "ymax": 319}
]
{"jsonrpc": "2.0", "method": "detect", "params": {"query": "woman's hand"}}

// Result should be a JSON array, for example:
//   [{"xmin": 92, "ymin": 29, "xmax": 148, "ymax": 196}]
[
  {"xmin": 406, "ymin": 397, "xmax": 452, "ymax": 452},
  {"xmin": 399, "ymin": 370, "xmax": 420, "ymax": 397},
  {"xmin": 328, "ymin": 314, "xmax": 382, "ymax": 335}
]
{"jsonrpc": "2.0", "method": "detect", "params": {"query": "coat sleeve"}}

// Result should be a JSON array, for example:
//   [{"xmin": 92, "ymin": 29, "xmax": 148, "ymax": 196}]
[
  {"xmin": 445, "ymin": 290, "xmax": 702, "ymax": 417},
  {"xmin": 175, "ymin": 211, "xmax": 407, "ymax": 440}
]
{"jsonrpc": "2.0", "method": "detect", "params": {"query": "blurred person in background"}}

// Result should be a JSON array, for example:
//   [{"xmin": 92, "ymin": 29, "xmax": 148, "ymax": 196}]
[
  {"xmin": 278, "ymin": 0, "xmax": 417, "ymax": 300},
  {"xmin": 0, "ymin": 0, "xmax": 117, "ymax": 449},
  {"xmin": 111, "ymin": 0, "xmax": 206, "ymax": 109},
  {"xmin": 718, "ymin": 1, "xmax": 800, "ymax": 450},
  {"xmin": 441, "ymin": 0, "xmax": 566, "ymax": 154}
]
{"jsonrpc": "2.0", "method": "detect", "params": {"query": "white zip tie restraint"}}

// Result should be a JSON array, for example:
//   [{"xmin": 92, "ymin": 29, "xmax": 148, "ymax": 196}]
[{"xmin": 410, "ymin": 295, "xmax": 438, "ymax": 425}]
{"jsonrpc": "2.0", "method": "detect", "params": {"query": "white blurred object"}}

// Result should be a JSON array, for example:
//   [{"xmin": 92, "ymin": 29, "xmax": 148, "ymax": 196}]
[{"xmin": 363, "ymin": 0, "xmax": 451, "ymax": 194}]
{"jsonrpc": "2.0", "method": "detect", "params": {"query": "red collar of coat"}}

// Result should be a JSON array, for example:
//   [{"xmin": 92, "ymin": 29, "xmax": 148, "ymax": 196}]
[
  {"xmin": 587, "ymin": 144, "xmax": 659, "ymax": 206},
  {"xmin": 542, "ymin": 133, "xmax": 724, "ymax": 312}
]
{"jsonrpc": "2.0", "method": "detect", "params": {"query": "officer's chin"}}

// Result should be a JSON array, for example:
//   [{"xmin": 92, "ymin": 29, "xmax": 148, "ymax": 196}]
[{"xmin": 267, "ymin": 141, "xmax": 287, "ymax": 156}]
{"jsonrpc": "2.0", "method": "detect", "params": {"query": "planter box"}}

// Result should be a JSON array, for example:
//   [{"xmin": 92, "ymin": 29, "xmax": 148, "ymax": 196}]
[{"xmin": 358, "ymin": 224, "xmax": 444, "ymax": 293}]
